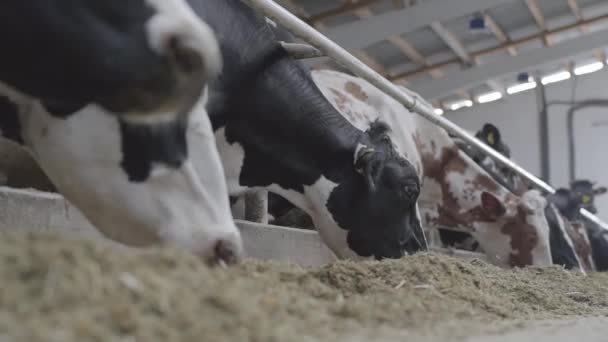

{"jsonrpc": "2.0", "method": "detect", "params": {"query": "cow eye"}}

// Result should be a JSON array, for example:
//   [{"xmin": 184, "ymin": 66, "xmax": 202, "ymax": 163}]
[
  {"xmin": 381, "ymin": 134, "xmax": 391, "ymax": 143},
  {"xmin": 403, "ymin": 183, "xmax": 419, "ymax": 199}
]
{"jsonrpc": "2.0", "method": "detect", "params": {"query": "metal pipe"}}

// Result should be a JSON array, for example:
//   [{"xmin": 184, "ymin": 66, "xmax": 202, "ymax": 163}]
[
  {"xmin": 244, "ymin": 0, "xmax": 608, "ymax": 231},
  {"xmin": 536, "ymin": 81, "xmax": 550, "ymax": 181}
]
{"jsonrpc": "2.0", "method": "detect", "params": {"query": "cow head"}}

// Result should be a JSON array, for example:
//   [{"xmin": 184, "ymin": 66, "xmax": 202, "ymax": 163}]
[
  {"xmin": 455, "ymin": 124, "xmax": 529, "ymax": 196},
  {"xmin": 0, "ymin": 3, "xmax": 244, "ymax": 266},
  {"xmin": 485, "ymin": 189, "xmax": 552, "ymax": 267},
  {"xmin": 418, "ymin": 141, "xmax": 552, "ymax": 267},
  {"xmin": 474, "ymin": 123, "xmax": 511, "ymax": 159},
  {"xmin": 548, "ymin": 185, "xmax": 606, "ymax": 271},
  {"xmin": 570, "ymin": 179, "xmax": 606, "ymax": 214},
  {"xmin": 326, "ymin": 121, "xmax": 424, "ymax": 260},
  {"xmin": 548, "ymin": 188, "xmax": 584, "ymax": 219}
]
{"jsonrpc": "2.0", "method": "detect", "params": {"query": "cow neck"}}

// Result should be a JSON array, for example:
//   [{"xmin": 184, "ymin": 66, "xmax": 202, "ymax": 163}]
[
  {"xmin": 414, "ymin": 127, "xmax": 511, "ymax": 229},
  {"xmin": 201, "ymin": 0, "xmax": 364, "ymax": 181}
]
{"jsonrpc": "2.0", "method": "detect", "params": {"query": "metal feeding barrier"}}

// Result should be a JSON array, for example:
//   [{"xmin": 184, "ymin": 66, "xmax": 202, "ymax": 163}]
[{"xmin": 246, "ymin": 0, "xmax": 608, "ymax": 231}]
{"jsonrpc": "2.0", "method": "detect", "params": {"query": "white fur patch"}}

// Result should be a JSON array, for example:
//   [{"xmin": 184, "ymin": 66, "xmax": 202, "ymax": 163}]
[
  {"xmin": 470, "ymin": 221, "xmax": 512, "ymax": 265},
  {"xmin": 267, "ymin": 176, "xmax": 370, "ymax": 260},
  {"xmin": 144, "ymin": 0, "xmax": 222, "ymax": 77},
  {"xmin": 445, "ymin": 169, "xmax": 483, "ymax": 213},
  {"xmin": 522, "ymin": 191, "xmax": 552, "ymax": 266},
  {"xmin": 311, "ymin": 69, "xmax": 422, "ymax": 177},
  {"xmin": 213, "ymin": 127, "xmax": 248, "ymax": 195}
]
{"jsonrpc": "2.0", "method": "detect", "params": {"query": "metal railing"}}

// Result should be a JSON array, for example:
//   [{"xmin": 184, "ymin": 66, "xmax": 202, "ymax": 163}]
[{"xmin": 245, "ymin": 0, "xmax": 608, "ymax": 231}]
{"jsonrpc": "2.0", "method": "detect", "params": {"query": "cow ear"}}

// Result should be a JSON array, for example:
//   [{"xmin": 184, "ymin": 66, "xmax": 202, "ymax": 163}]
[
  {"xmin": 594, "ymin": 186, "xmax": 607, "ymax": 196},
  {"xmin": 355, "ymin": 147, "xmax": 383, "ymax": 193},
  {"xmin": 580, "ymin": 193, "xmax": 592, "ymax": 205},
  {"xmin": 481, "ymin": 192, "xmax": 506, "ymax": 217}
]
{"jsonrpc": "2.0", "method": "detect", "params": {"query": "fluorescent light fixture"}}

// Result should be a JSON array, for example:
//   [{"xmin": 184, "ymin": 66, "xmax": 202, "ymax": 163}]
[
  {"xmin": 507, "ymin": 81, "xmax": 537, "ymax": 94},
  {"xmin": 476, "ymin": 91, "xmax": 503, "ymax": 104},
  {"xmin": 541, "ymin": 70, "xmax": 571, "ymax": 85},
  {"xmin": 574, "ymin": 61, "xmax": 604, "ymax": 76},
  {"xmin": 434, "ymin": 108, "xmax": 444, "ymax": 115},
  {"xmin": 448, "ymin": 100, "xmax": 473, "ymax": 111}
]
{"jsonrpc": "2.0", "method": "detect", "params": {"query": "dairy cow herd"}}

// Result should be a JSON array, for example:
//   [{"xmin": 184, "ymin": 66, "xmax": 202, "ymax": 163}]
[{"xmin": 0, "ymin": 0, "xmax": 606, "ymax": 271}]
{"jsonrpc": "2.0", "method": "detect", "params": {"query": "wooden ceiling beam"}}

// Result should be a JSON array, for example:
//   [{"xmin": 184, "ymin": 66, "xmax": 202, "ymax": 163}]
[
  {"xmin": 390, "ymin": 13, "xmax": 608, "ymax": 81},
  {"xmin": 483, "ymin": 12, "xmax": 518, "ymax": 56},
  {"xmin": 307, "ymin": 0, "xmax": 381, "ymax": 24},
  {"xmin": 524, "ymin": 0, "xmax": 550, "ymax": 46}
]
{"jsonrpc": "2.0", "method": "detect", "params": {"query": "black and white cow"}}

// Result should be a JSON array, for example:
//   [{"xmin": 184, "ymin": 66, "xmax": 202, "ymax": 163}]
[
  {"xmin": 186, "ymin": 0, "xmax": 426, "ymax": 260},
  {"xmin": 452, "ymin": 124, "xmax": 528, "ymax": 195},
  {"xmin": 550, "ymin": 185, "xmax": 608, "ymax": 271},
  {"xmin": 570, "ymin": 180, "xmax": 607, "ymax": 215},
  {"xmin": 0, "ymin": 0, "xmax": 221, "ymax": 120},
  {"xmin": 0, "ymin": 0, "xmax": 243, "ymax": 265}
]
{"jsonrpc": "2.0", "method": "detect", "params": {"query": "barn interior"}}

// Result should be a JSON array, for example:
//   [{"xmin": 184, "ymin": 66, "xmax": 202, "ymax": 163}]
[
  {"xmin": 2, "ymin": 0, "xmax": 608, "ymax": 341},
  {"xmin": 280, "ymin": 0, "xmax": 608, "ymax": 216}
]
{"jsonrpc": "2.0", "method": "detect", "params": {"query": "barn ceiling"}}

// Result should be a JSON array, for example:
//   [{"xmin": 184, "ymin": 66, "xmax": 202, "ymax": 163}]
[{"xmin": 273, "ymin": 0, "xmax": 608, "ymax": 113}]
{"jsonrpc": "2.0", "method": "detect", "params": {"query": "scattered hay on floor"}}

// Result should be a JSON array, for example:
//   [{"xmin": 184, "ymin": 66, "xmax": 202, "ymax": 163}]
[{"xmin": 0, "ymin": 232, "xmax": 607, "ymax": 342}]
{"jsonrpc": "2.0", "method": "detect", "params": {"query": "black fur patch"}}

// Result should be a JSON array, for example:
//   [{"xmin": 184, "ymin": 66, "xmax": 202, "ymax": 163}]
[
  {"xmin": 41, "ymin": 100, "xmax": 86, "ymax": 119},
  {"xmin": 544, "ymin": 205, "xmax": 580, "ymax": 270},
  {"xmin": 0, "ymin": 1, "xmax": 186, "ymax": 116},
  {"xmin": 119, "ymin": 117, "xmax": 188, "ymax": 182},
  {"xmin": 0, "ymin": 95, "xmax": 23, "ymax": 144}
]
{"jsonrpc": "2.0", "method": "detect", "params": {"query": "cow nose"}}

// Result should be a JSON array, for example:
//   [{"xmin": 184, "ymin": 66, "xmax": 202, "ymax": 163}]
[{"xmin": 205, "ymin": 236, "xmax": 243, "ymax": 268}]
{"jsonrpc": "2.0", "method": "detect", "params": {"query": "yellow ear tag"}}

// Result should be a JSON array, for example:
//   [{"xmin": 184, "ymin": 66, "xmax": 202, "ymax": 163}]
[
  {"xmin": 487, "ymin": 132, "xmax": 495, "ymax": 145},
  {"xmin": 581, "ymin": 194, "xmax": 591, "ymax": 204}
]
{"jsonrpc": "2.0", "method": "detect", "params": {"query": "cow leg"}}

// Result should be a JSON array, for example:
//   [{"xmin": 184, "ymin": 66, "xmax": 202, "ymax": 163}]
[
  {"xmin": 230, "ymin": 196, "xmax": 246, "ymax": 220},
  {"xmin": 244, "ymin": 190, "xmax": 269, "ymax": 224},
  {"xmin": 425, "ymin": 227, "xmax": 443, "ymax": 248},
  {"xmin": 0, "ymin": 94, "xmax": 57, "ymax": 192}
]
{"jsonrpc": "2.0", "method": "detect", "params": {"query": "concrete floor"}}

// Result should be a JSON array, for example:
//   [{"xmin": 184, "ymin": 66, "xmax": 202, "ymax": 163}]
[{"xmin": 341, "ymin": 317, "xmax": 608, "ymax": 342}]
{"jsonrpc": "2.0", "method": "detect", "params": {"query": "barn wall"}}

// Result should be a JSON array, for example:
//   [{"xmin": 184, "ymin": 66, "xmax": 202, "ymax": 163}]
[{"xmin": 447, "ymin": 68, "xmax": 608, "ymax": 220}]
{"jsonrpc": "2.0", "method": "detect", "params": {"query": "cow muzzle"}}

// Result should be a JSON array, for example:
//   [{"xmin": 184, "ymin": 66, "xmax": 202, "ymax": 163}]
[{"xmin": 201, "ymin": 233, "xmax": 244, "ymax": 268}]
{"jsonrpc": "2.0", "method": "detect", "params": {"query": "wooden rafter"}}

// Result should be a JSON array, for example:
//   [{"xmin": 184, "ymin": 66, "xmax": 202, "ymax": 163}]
[
  {"xmin": 568, "ymin": 0, "xmax": 588, "ymax": 33},
  {"xmin": 349, "ymin": 7, "xmax": 388, "ymax": 76},
  {"xmin": 390, "ymin": 12, "xmax": 608, "ymax": 81},
  {"xmin": 306, "ymin": 0, "xmax": 381, "ymax": 24},
  {"xmin": 430, "ymin": 21, "xmax": 503, "ymax": 92},
  {"xmin": 483, "ymin": 12, "xmax": 517, "ymax": 56},
  {"xmin": 387, "ymin": 35, "xmax": 444, "ymax": 78},
  {"xmin": 353, "ymin": 6, "xmax": 442, "ymax": 79},
  {"xmin": 524, "ymin": 0, "xmax": 550, "ymax": 46}
]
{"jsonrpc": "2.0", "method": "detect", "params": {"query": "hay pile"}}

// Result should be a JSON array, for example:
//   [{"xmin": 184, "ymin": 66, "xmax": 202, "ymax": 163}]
[{"xmin": 1, "ymin": 233, "xmax": 608, "ymax": 342}]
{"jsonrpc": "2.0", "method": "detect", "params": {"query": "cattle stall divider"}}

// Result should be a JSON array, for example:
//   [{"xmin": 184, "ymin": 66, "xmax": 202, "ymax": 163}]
[{"xmin": 245, "ymin": 0, "xmax": 608, "ymax": 231}]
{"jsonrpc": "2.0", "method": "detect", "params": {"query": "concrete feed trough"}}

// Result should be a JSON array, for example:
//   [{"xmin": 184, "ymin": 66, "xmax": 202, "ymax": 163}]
[{"xmin": 0, "ymin": 187, "xmax": 338, "ymax": 266}]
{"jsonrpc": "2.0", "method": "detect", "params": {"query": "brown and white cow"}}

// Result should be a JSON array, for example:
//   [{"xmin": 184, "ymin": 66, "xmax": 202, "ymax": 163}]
[
  {"xmin": 454, "ymin": 124, "xmax": 593, "ymax": 272},
  {"xmin": 311, "ymin": 69, "xmax": 552, "ymax": 268}
]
